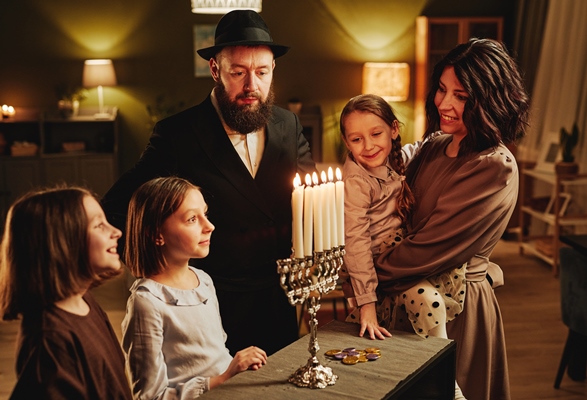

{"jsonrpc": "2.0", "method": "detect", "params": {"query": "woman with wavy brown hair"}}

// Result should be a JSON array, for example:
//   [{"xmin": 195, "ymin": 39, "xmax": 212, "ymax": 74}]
[{"xmin": 376, "ymin": 38, "xmax": 530, "ymax": 400}]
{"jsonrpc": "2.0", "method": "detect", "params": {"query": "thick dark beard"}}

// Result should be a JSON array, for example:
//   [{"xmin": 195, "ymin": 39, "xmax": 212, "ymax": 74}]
[{"xmin": 215, "ymin": 81, "xmax": 274, "ymax": 134}]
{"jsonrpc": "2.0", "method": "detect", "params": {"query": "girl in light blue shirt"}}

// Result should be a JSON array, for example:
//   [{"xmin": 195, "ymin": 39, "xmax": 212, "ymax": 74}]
[{"xmin": 122, "ymin": 177, "xmax": 266, "ymax": 399}]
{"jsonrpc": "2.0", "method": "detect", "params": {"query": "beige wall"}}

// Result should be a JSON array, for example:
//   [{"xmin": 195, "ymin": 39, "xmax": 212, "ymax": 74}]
[{"xmin": 0, "ymin": 0, "xmax": 516, "ymax": 174}]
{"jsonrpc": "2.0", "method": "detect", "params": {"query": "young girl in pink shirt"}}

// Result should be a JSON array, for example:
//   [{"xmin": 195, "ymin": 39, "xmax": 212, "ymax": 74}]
[{"xmin": 340, "ymin": 94, "xmax": 466, "ymax": 398}]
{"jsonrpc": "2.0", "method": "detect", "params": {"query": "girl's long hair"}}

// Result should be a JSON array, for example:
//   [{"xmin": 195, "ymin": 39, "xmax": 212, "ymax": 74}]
[{"xmin": 0, "ymin": 186, "xmax": 102, "ymax": 320}]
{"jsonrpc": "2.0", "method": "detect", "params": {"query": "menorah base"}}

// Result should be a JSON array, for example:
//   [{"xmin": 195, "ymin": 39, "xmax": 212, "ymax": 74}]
[
  {"xmin": 277, "ymin": 247, "xmax": 344, "ymax": 388},
  {"xmin": 288, "ymin": 356, "xmax": 338, "ymax": 389}
]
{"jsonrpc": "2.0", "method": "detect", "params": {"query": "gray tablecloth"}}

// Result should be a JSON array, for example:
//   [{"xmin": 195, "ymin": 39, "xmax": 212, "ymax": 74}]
[{"xmin": 200, "ymin": 320, "xmax": 454, "ymax": 399}]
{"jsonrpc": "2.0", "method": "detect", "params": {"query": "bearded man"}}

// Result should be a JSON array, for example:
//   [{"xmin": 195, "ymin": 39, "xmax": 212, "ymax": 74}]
[{"xmin": 102, "ymin": 10, "xmax": 315, "ymax": 356}]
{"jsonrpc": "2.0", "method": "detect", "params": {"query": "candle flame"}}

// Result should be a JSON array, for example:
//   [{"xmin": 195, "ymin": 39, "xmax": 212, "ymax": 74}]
[
  {"xmin": 328, "ymin": 166, "xmax": 334, "ymax": 182},
  {"xmin": 321, "ymin": 170, "xmax": 327, "ymax": 184},
  {"xmin": 293, "ymin": 173, "xmax": 301, "ymax": 188},
  {"xmin": 312, "ymin": 171, "xmax": 320, "ymax": 185},
  {"xmin": 336, "ymin": 167, "xmax": 342, "ymax": 181},
  {"xmin": 305, "ymin": 173, "xmax": 312, "ymax": 186}
]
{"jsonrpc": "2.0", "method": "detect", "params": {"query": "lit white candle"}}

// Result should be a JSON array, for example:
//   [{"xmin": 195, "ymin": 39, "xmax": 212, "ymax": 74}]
[
  {"xmin": 335, "ymin": 167, "xmax": 344, "ymax": 246},
  {"xmin": 312, "ymin": 172, "xmax": 323, "ymax": 252},
  {"xmin": 292, "ymin": 174, "xmax": 304, "ymax": 259},
  {"xmin": 321, "ymin": 170, "xmax": 331, "ymax": 250},
  {"xmin": 303, "ymin": 174, "xmax": 313, "ymax": 257},
  {"xmin": 327, "ymin": 167, "xmax": 338, "ymax": 248}
]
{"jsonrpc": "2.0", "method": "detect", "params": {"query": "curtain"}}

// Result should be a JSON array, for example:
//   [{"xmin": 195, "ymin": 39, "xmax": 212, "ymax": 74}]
[
  {"xmin": 512, "ymin": 0, "xmax": 549, "ymax": 98},
  {"xmin": 518, "ymin": 0, "xmax": 587, "ymax": 168},
  {"xmin": 518, "ymin": 0, "xmax": 587, "ymax": 231}
]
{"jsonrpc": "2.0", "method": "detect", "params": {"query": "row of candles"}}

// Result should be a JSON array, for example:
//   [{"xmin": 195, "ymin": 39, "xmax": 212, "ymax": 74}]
[{"xmin": 291, "ymin": 166, "xmax": 344, "ymax": 259}]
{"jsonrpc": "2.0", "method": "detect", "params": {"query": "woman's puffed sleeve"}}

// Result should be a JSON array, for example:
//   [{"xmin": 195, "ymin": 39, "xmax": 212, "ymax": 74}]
[{"xmin": 376, "ymin": 149, "xmax": 518, "ymax": 294}]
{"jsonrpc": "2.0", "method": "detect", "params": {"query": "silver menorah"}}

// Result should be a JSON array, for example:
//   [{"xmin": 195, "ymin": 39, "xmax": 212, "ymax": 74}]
[{"xmin": 276, "ymin": 245, "xmax": 345, "ymax": 388}]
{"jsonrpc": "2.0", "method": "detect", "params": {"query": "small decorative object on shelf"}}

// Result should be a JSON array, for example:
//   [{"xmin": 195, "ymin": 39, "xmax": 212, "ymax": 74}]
[
  {"xmin": 57, "ymin": 100, "xmax": 74, "ymax": 119},
  {"xmin": 146, "ymin": 95, "xmax": 186, "ymax": 131},
  {"xmin": 556, "ymin": 123, "xmax": 579, "ymax": 175},
  {"xmin": 1, "ymin": 104, "xmax": 16, "ymax": 119},
  {"xmin": 55, "ymin": 84, "xmax": 88, "ymax": 119},
  {"xmin": 61, "ymin": 141, "xmax": 86, "ymax": 153},
  {"xmin": 11, "ymin": 141, "xmax": 39, "ymax": 157},
  {"xmin": 287, "ymin": 98, "xmax": 302, "ymax": 115}
]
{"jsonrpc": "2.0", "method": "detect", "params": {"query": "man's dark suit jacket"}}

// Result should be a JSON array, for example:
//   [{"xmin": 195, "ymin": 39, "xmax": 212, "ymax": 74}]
[{"xmin": 102, "ymin": 95, "xmax": 316, "ymax": 354}]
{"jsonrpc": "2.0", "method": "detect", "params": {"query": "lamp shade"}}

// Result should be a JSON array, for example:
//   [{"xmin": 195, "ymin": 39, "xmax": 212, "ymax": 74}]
[
  {"xmin": 362, "ymin": 62, "xmax": 410, "ymax": 102},
  {"xmin": 83, "ymin": 59, "xmax": 117, "ymax": 88},
  {"xmin": 191, "ymin": 0, "xmax": 261, "ymax": 14}
]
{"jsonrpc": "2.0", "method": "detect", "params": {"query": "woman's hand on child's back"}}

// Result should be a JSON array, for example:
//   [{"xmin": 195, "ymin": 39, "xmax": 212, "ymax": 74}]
[{"xmin": 359, "ymin": 302, "xmax": 392, "ymax": 340}]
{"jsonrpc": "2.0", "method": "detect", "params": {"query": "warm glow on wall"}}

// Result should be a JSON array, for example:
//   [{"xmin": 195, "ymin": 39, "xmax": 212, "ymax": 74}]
[
  {"xmin": 362, "ymin": 62, "xmax": 410, "ymax": 102},
  {"xmin": 34, "ymin": 1, "xmax": 154, "ymax": 55},
  {"xmin": 321, "ymin": 0, "xmax": 427, "ymax": 52}
]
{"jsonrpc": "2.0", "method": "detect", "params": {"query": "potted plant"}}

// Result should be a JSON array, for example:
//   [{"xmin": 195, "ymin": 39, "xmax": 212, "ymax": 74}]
[
  {"xmin": 55, "ymin": 84, "xmax": 88, "ymax": 118},
  {"xmin": 146, "ymin": 94, "xmax": 186, "ymax": 131},
  {"xmin": 556, "ymin": 123, "xmax": 580, "ymax": 175}
]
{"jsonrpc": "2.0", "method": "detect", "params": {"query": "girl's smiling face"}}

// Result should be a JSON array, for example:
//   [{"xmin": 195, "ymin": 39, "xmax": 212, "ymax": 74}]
[
  {"xmin": 342, "ymin": 111, "xmax": 398, "ymax": 169},
  {"xmin": 84, "ymin": 195, "xmax": 122, "ymax": 274}
]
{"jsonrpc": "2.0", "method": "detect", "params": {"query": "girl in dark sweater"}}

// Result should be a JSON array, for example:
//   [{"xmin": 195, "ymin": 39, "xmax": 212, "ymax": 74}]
[{"xmin": 0, "ymin": 186, "xmax": 132, "ymax": 399}]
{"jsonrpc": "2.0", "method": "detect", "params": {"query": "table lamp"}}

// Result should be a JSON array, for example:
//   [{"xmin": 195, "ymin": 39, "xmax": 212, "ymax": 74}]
[
  {"xmin": 83, "ymin": 59, "xmax": 117, "ymax": 119},
  {"xmin": 362, "ymin": 62, "xmax": 410, "ymax": 102}
]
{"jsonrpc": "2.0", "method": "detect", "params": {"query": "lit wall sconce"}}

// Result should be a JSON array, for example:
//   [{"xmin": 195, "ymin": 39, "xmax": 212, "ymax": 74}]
[
  {"xmin": 1, "ymin": 104, "xmax": 16, "ymax": 119},
  {"xmin": 83, "ymin": 59, "xmax": 117, "ymax": 119},
  {"xmin": 191, "ymin": 0, "xmax": 262, "ymax": 14},
  {"xmin": 362, "ymin": 62, "xmax": 410, "ymax": 102}
]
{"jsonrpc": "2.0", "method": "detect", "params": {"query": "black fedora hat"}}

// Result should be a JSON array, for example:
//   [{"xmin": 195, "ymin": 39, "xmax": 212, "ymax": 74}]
[{"xmin": 197, "ymin": 10, "xmax": 289, "ymax": 60}]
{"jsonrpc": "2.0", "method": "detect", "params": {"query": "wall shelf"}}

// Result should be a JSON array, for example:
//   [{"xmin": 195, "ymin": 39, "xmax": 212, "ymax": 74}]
[{"xmin": 0, "ymin": 107, "xmax": 119, "ymax": 226}]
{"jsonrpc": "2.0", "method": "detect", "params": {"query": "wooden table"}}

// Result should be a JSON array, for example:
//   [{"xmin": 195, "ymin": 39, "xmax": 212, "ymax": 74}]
[{"xmin": 200, "ymin": 320, "xmax": 456, "ymax": 399}]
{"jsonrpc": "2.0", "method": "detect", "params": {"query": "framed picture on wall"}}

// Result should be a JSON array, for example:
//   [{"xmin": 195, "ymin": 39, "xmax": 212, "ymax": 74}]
[
  {"xmin": 193, "ymin": 24, "xmax": 215, "ymax": 78},
  {"xmin": 535, "ymin": 132, "xmax": 561, "ymax": 173}
]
